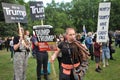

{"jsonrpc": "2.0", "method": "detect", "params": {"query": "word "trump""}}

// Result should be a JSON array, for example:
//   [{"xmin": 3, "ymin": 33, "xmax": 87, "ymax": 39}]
[
  {"xmin": 30, "ymin": 6, "xmax": 44, "ymax": 14},
  {"xmin": 3, "ymin": 7, "xmax": 26, "ymax": 17}
]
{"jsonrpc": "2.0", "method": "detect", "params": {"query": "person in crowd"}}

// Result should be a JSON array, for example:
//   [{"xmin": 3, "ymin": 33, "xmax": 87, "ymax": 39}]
[
  {"xmin": 85, "ymin": 32, "xmax": 94, "ymax": 60},
  {"xmin": 80, "ymin": 32, "xmax": 86, "ymax": 44},
  {"xmin": 0, "ymin": 37, "xmax": 3, "ymax": 50},
  {"xmin": 56, "ymin": 34, "xmax": 65, "ymax": 80},
  {"xmin": 13, "ymin": 27, "xmax": 30, "ymax": 80},
  {"xmin": 31, "ymin": 31, "xmax": 37, "ymax": 58},
  {"xmin": 102, "ymin": 39, "xmax": 110, "ymax": 67},
  {"xmin": 114, "ymin": 30, "xmax": 120, "ymax": 48},
  {"xmin": 9, "ymin": 36, "xmax": 14, "ymax": 61},
  {"xmin": 108, "ymin": 32, "xmax": 114, "ymax": 60},
  {"xmin": 93, "ymin": 35, "xmax": 102, "ymax": 73},
  {"xmin": 57, "ymin": 34, "xmax": 65, "ymax": 69},
  {"xmin": 76, "ymin": 33, "xmax": 81, "ymax": 42},
  {"xmin": 31, "ymin": 31, "xmax": 49, "ymax": 80},
  {"xmin": 24, "ymin": 30, "xmax": 32, "ymax": 57},
  {"xmin": 6, "ymin": 37, "xmax": 10, "ymax": 52},
  {"xmin": 76, "ymin": 33, "xmax": 87, "ymax": 49},
  {"xmin": 51, "ymin": 28, "xmax": 89, "ymax": 80}
]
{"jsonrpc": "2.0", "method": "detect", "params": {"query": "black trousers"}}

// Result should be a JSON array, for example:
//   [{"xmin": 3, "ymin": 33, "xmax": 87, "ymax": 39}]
[
  {"xmin": 36, "ymin": 51, "xmax": 48, "ymax": 80},
  {"xmin": 57, "ymin": 57, "xmax": 62, "ymax": 69},
  {"xmin": 59, "ymin": 67, "xmax": 75, "ymax": 80},
  {"xmin": 88, "ymin": 46, "xmax": 94, "ymax": 60}
]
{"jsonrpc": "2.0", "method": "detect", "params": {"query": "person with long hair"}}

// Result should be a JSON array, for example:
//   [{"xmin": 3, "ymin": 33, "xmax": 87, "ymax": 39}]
[
  {"xmin": 51, "ymin": 28, "xmax": 89, "ymax": 80},
  {"xmin": 13, "ymin": 27, "xmax": 30, "ymax": 80}
]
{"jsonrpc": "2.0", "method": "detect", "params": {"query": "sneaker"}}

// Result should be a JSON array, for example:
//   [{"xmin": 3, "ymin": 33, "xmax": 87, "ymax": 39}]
[
  {"xmin": 103, "ymin": 65, "xmax": 106, "ymax": 67},
  {"xmin": 95, "ymin": 68, "xmax": 101, "ymax": 73},
  {"xmin": 10, "ymin": 58, "xmax": 13, "ymax": 61},
  {"xmin": 106, "ymin": 63, "xmax": 109, "ymax": 66}
]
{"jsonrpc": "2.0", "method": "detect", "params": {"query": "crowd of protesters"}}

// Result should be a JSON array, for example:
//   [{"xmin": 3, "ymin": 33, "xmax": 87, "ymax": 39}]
[
  {"xmin": 54, "ymin": 30, "xmax": 117, "ymax": 74},
  {"xmin": 0, "ymin": 28, "xmax": 120, "ymax": 80}
]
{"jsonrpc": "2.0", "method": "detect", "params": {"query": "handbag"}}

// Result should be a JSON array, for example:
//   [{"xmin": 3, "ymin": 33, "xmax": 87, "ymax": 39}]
[{"xmin": 111, "ymin": 46, "xmax": 115, "ymax": 53}]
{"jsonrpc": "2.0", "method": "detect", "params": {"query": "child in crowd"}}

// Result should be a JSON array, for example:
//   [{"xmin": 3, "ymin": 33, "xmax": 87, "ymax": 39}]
[{"xmin": 93, "ymin": 35, "xmax": 102, "ymax": 73}]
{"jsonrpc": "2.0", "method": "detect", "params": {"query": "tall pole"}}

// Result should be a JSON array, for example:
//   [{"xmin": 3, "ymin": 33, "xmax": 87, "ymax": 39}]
[{"xmin": 41, "ymin": 20, "xmax": 44, "ymax": 25}]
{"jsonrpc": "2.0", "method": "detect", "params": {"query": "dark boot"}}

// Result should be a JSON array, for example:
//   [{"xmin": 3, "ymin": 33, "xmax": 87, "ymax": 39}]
[
  {"xmin": 95, "ymin": 68, "xmax": 101, "ymax": 73},
  {"xmin": 98, "ymin": 66, "xmax": 102, "ymax": 70},
  {"xmin": 37, "ymin": 77, "xmax": 41, "ymax": 80},
  {"xmin": 44, "ymin": 75, "xmax": 49, "ymax": 80}
]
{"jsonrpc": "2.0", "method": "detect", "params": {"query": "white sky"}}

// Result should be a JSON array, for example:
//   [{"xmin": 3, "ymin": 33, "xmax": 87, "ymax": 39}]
[{"xmin": 24, "ymin": 0, "xmax": 72, "ymax": 6}]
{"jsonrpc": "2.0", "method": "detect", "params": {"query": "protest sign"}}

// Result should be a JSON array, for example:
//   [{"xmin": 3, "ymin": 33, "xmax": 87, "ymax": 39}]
[
  {"xmin": 97, "ymin": 2, "xmax": 111, "ymax": 42},
  {"xmin": 30, "ymin": 1, "xmax": 45, "ymax": 20},
  {"xmin": 33, "ymin": 25, "xmax": 57, "ymax": 51},
  {"xmin": 2, "ymin": 3, "xmax": 27, "ymax": 23}
]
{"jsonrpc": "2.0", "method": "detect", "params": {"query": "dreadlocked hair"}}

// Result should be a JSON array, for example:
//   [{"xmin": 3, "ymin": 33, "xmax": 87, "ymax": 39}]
[{"xmin": 69, "ymin": 42, "xmax": 81, "ymax": 62}]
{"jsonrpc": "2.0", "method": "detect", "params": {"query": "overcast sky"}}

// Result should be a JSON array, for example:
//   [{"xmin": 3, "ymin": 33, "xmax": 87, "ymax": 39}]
[{"xmin": 24, "ymin": 0, "xmax": 72, "ymax": 6}]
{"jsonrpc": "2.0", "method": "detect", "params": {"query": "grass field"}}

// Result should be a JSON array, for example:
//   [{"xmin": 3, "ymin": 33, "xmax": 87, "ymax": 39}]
[{"xmin": 0, "ymin": 47, "xmax": 120, "ymax": 80}]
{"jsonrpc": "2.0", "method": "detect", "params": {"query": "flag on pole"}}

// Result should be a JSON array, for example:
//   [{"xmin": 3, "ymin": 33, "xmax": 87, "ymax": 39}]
[{"xmin": 83, "ymin": 25, "xmax": 87, "ymax": 36}]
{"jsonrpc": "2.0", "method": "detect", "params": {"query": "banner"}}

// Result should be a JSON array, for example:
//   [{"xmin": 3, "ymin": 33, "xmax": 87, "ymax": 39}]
[
  {"xmin": 33, "ymin": 25, "xmax": 57, "ymax": 51},
  {"xmin": 2, "ymin": 3, "xmax": 27, "ymax": 23},
  {"xmin": 30, "ymin": 1, "xmax": 45, "ymax": 20},
  {"xmin": 97, "ymin": 2, "xmax": 111, "ymax": 42}
]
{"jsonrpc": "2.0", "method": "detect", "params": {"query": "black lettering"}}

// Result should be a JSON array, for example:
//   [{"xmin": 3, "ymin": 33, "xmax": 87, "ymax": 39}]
[{"xmin": 99, "ymin": 7, "xmax": 110, "ymax": 11}]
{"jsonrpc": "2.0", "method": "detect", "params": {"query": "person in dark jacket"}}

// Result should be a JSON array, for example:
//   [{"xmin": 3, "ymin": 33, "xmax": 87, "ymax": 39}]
[
  {"xmin": 108, "ymin": 32, "xmax": 114, "ymax": 60},
  {"xmin": 31, "ymin": 31, "xmax": 49, "ymax": 80}
]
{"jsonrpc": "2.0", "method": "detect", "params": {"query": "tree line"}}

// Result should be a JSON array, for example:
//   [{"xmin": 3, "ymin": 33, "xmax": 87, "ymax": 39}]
[{"xmin": 0, "ymin": 0, "xmax": 120, "ymax": 37}]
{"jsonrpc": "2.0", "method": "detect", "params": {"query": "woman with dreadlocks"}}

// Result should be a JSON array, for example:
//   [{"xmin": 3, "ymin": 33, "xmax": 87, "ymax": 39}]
[{"xmin": 51, "ymin": 28, "xmax": 89, "ymax": 80}]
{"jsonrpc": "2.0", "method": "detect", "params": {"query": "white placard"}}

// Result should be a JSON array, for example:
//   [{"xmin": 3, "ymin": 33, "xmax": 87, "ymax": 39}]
[{"xmin": 97, "ymin": 2, "xmax": 111, "ymax": 42}]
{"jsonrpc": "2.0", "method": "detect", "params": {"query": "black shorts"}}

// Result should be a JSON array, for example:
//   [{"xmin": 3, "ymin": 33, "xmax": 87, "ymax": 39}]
[{"xmin": 95, "ymin": 56, "xmax": 100, "ymax": 63}]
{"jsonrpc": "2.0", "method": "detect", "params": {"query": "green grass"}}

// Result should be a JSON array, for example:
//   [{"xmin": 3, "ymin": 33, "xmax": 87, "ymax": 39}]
[
  {"xmin": 84, "ymin": 47, "xmax": 120, "ymax": 80},
  {"xmin": 0, "ymin": 48, "xmax": 120, "ymax": 80}
]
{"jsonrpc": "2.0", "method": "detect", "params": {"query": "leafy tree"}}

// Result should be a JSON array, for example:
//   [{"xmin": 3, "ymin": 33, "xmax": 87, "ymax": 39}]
[
  {"xmin": 44, "ymin": 0, "xmax": 74, "ymax": 34},
  {"xmin": 109, "ymin": 0, "xmax": 120, "ymax": 30},
  {"xmin": 1, "ymin": 0, "xmax": 120, "ymax": 37},
  {"xmin": 0, "ymin": 0, "xmax": 18, "ymax": 37}
]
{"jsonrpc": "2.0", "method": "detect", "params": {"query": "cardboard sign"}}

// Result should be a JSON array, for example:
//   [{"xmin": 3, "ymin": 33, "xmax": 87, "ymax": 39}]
[
  {"xmin": 33, "ymin": 25, "xmax": 55, "ymax": 42},
  {"xmin": 2, "ymin": 3, "xmax": 27, "ymax": 23},
  {"xmin": 97, "ymin": 2, "xmax": 111, "ymax": 42},
  {"xmin": 30, "ymin": 1, "xmax": 45, "ymax": 20},
  {"xmin": 33, "ymin": 25, "xmax": 57, "ymax": 51},
  {"xmin": 38, "ymin": 42, "xmax": 57, "ymax": 51}
]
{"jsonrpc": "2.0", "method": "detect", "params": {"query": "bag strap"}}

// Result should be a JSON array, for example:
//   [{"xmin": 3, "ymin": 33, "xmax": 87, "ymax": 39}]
[
  {"xmin": 67, "ymin": 43, "xmax": 74, "ymax": 65},
  {"xmin": 67, "ymin": 43, "xmax": 81, "ymax": 80}
]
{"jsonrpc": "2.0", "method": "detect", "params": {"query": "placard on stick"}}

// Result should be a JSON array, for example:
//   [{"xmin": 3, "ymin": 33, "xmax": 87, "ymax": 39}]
[
  {"xmin": 97, "ymin": 2, "xmax": 111, "ymax": 42},
  {"xmin": 33, "ymin": 25, "xmax": 57, "ymax": 51},
  {"xmin": 2, "ymin": 2, "xmax": 27, "ymax": 23},
  {"xmin": 29, "ymin": 1, "xmax": 45, "ymax": 20}
]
